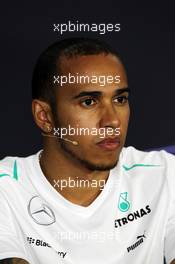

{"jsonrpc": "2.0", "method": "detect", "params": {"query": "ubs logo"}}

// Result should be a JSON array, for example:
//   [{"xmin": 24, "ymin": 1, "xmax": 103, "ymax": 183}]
[{"xmin": 28, "ymin": 196, "xmax": 56, "ymax": 225}]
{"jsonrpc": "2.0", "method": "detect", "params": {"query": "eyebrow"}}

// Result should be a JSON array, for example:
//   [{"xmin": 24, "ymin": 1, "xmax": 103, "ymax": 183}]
[{"xmin": 72, "ymin": 88, "xmax": 130, "ymax": 99}]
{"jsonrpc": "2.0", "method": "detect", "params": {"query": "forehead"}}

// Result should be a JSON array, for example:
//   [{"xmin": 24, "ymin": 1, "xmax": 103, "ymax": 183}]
[
  {"xmin": 55, "ymin": 54, "xmax": 128, "ymax": 101},
  {"xmin": 58, "ymin": 54, "xmax": 127, "ymax": 83}
]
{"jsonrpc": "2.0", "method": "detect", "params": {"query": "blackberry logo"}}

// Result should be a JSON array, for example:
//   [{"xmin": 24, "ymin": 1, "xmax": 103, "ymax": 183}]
[
  {"xmin": 27, "ymin": 237, "xmax": 51, "ymax": 248},
  {"xmin": 27, "ymin": 236, "xmax": 67, "ymax": 258},
  {"xmin": 27, "ymin": 237, "xmax": 35, "ymax": 244}
]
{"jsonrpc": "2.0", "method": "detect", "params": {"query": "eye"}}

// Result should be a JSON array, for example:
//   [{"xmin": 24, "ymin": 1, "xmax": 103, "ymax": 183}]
[
  {"xmin": 80, "ymin": 98, "xmax": 97, "ymax": 107},
  {"xmin": 114, "ymin": 95, "xmax": 128, "ymax": 105}
]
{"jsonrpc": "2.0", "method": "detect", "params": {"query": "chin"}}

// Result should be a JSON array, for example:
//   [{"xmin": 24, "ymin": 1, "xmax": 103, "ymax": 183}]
[
  {"xmin": 86, "ymin": 159, "xmax": 118, "ymax": 171},
  {"xmin": 60, "ymin": 141, "xmax": 119, "ymax": 171},
  {"xmin": 93, "ymin": 162, "xmax": 118, "ymax": 171}
]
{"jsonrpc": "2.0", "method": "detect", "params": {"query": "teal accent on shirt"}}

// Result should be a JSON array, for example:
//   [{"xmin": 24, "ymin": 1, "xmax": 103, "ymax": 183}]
[
  {"xmin": 13, "ymin": 160, "xmax": 18, "ymax": 180},
  {"xmin": 118, "ymin": 192, "xmax": 130, "ymax": 212},
  {"xmin": 122, "ymin": 164, "xmax": 161, "ymax": 171},
  {"xmin": 0, "ymin": 160, "xmax": 18, "ymax": 180},
  {"xmin": 0, "ymin": 173, "xmax": 10, "ymax": 177}
]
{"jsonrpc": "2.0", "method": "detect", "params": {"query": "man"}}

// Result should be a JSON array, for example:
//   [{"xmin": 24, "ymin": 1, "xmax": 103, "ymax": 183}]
[{"xmin": 0, "ymin": 38, "xmax": 174, "ymax": 264}]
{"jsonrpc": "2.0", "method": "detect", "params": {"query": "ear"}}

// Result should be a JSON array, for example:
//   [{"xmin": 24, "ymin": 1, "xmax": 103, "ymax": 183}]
[{"xmin": 32, "ymin": 99, "xmax": 54, "ymax": 133}]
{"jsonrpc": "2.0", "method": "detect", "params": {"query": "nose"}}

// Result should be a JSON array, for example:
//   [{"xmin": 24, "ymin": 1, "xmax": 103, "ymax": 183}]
[{"xmin": 99, "ymin": 104, "xmax": 121, "ymax": 129}]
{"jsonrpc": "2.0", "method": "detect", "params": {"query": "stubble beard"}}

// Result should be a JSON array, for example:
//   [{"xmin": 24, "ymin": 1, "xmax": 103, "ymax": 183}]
[{"xmin": 59, "ymin": 139, "xmax": 119, "ymax": 171}]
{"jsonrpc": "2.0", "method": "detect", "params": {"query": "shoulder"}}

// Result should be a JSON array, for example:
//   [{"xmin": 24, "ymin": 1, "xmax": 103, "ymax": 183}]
[
  {"xmin": 122, "ymin": 146, "xmax": 175, "ymax": 166},
  {"xmin": 122, "ymin": 146, "xmax": 175, "ymax": 195},
  {"xmin": 0, "ymin": 150, "xmax": 42, "ymax": 188}
]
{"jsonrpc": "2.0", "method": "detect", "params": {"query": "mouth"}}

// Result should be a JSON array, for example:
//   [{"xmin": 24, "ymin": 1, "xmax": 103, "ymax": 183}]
[{"xmin": 96, "ymin": 137, "xmax": 120, "ymax": 151}]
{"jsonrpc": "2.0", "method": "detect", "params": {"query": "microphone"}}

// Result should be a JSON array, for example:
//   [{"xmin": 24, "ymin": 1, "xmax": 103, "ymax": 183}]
[{"xmin": 41, "ymin": 132, "xmax": 79, "ymax": 146}]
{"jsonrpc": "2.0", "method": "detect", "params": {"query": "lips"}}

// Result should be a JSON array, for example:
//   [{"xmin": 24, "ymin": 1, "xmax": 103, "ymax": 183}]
[{"xmin": 96, "ymin": 137, "xmax": 120, "ymax": 150}]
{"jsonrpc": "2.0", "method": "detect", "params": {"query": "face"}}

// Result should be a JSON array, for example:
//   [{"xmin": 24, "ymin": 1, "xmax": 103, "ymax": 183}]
[{"xmin": 53, "ymin": 53, "xmax": 130, "ymax": 171}]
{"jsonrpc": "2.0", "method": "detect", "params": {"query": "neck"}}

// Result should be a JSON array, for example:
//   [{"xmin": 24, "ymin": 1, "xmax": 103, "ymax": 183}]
[{"xmin": 39, "ymin": 142, "xmax": 110, "ymax": 207}]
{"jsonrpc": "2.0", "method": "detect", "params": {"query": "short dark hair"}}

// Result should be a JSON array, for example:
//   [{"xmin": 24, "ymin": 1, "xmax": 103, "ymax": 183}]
[{"xmin": 32, "ymin": 37, "xmax": 120, "ymax": 110}]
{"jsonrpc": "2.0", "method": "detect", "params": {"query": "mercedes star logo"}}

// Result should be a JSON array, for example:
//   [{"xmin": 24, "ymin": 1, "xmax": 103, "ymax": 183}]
[{"xmin": 28, "ymin": 196, "xmax": 56, "ymax": 225}]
